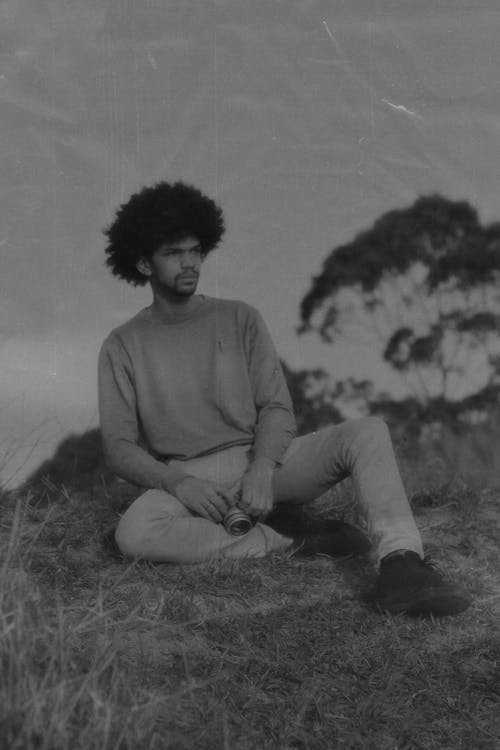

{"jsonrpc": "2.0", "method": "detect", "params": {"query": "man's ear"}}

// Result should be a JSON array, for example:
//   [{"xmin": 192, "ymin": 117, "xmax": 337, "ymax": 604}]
[{"xmin": 136, "ymin": 257, "xmax": 152, "ymax": 277}]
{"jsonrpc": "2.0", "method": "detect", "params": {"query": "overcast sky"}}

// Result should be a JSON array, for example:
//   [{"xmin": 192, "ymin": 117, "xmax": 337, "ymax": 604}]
[{"xmin": 2, "ymin": 0, "xmax": 500, "ymax": 486}]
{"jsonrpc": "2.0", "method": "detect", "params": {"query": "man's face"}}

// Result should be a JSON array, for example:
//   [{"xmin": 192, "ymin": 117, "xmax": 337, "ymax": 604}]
[{"xmin": 139, "ymin": 235, "xmax": 204, "ymax": 296}]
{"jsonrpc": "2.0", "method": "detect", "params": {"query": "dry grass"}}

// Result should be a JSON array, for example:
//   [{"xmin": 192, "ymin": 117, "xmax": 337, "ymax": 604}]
[{"xmin": 1, "ymin": 436, "xmax": 500, "ymax": 749}]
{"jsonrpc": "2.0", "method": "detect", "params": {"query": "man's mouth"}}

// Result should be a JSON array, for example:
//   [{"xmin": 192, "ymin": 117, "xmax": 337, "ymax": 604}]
[{"xmin": 178, "ymin": 275, "xmax": 198, "ymax": 281}]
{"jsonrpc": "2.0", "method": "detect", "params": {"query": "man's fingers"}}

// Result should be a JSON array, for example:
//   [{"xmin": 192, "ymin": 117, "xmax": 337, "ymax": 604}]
[
  {"xmin": 205, "ymin": 490, "xmax": 229, "ymax": 519},
  {"xmin": 215, "ymin": 489, "xmax": 234, "ymax": 509},
  {"xmin": 214, "ymin": 486, "xmax": 239, "ymax": 509},
  {"xmin": 202, "ymin": 500, "xmax": 223, "ymax": 523},
  {"xmin": 239, "ymin": 492, "xmax": 273, "ymax": 517},
  {"xmin": 205, "ymin": 484, "xmax": 237, "ymax": 511},
  {"xmin": 222, "ymin": 481, "xmax": 242, "ymax": 507},
  {"xmin": 226, "ymin": 480, "xmax": 242, "ymax": 497}
]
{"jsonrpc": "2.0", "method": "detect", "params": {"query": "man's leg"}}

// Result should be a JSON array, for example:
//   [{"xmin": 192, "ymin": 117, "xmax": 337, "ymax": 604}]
[
  {"xmin": 273, "ymin": 417, "xmax": 423, "ymax": 566},
  {"xmin": 114, "ymin": 446, "xmax": 291, "ymax": 563},
  {"xmin": 272, "ymin": 418, "xmax": 470, "ymax": 616}
]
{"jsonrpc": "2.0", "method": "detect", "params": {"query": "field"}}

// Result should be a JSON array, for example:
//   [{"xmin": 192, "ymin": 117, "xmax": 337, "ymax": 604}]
[{"xmin": 1, "ymin": 436, "xmax": 500, "ymax": 750}]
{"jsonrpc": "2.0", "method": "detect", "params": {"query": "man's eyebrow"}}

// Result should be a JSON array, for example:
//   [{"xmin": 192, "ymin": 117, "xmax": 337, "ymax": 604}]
[{"xmin": 160, "ymin": 244, "xmax": 202, "ymax": 252}]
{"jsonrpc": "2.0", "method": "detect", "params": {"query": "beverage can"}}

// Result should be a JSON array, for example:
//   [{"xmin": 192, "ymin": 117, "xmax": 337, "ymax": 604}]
[{"xmin": 223, "ymin": 507, "xmax": 253, "ymax": 536}]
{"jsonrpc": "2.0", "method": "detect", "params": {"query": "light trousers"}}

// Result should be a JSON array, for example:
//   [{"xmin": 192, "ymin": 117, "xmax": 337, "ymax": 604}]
[{"xmin": 114, "ymin": 417, "xmax": 424, "ymax": 566}]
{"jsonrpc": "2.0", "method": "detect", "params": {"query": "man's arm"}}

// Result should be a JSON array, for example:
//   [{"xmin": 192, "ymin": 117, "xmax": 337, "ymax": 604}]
[
  {"xmin": 237, "ymin": 307, "xmax": 297, "ymax": 516},
  {"xmin": 244, "ymin": 307, "xmax": 297, "ymax": 463},
  {"xmin": 98, "ymin": 337, "xmax": 190, "ymax": 493},
  {"xmin": 98, "ymin": 337, "xmax": 236, "ymax": 521}
]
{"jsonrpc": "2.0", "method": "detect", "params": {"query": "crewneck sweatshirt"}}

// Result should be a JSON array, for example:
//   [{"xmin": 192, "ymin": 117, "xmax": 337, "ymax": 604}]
[{"xmin": 98, "ymin": 296, "xmax": 297, "ymax": 492}]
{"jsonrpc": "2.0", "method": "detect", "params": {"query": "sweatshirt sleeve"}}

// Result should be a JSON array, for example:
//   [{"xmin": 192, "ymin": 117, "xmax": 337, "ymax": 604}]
[
  {"xmin": 98, "ymin": 336, "xmax": 188, "ymax": 492},
  {"xmin": 243, "ymin": 307, "xmax": 297, "ymax": 464}
]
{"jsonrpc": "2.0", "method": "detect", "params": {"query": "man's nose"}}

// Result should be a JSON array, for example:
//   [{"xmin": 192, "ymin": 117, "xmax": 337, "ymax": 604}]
[{"xmin": 180, "ymin": 251, "xmax": 196, "ymax": 267}]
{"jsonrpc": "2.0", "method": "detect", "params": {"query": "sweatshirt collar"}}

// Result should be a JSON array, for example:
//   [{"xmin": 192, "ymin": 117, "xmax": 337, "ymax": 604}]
[{"xmin": 146, "ymin": 295, "xmax": 210, "ymax": 324}]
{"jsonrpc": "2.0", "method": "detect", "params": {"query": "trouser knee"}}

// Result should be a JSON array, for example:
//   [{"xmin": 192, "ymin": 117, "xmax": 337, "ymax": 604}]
[
  {"xmin": 114, "ymin": 490, "xmax": 187, "ymax": 559},
  {"xmin": 353, "ymin": 416, "xmax": 390, "ymax": 443},
  {"xmin": 114, "ymin": 515, "xmax": 144, "ymax": 558},
  {"xmin": 328, "ymin": 416, "xmax": 390, "ymax": 445},
  {"xmin": 114, "ymin": 512, "xmax": 174, "ymax": 559},
  {"xmin": 325, "ymin": 416, "xmax": 392, "ymax": 467}
]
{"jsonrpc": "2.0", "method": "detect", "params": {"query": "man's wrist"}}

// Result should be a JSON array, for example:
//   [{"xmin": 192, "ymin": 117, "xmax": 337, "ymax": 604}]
[
  {"xmin": 250, "ymin": 456, "xmax": 276, "ymax": 471},
  {"xmin": 161, "ymin": 466, "xmax": 191, "ymax": 495}
]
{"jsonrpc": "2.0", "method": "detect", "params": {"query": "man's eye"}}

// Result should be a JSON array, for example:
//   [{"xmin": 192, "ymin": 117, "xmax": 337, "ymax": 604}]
[{"xmin": 162, "ymin": 248, "xmax": 202, "ymax": 257}]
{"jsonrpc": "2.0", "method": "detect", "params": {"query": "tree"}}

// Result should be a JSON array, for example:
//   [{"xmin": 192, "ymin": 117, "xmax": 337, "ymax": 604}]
[
  {"xmin": 281, "ymin": 361, "xmax": 344, "ymax": 434},
  {"xmin": 298, "ymin": 195, "xmax": 500, "ymax": 424}
]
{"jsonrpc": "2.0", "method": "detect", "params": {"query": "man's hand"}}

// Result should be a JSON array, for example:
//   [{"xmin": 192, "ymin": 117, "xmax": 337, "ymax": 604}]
[
  {"xmin": 174, "ymin": 477, "xmax": 236, "ymax": 523},
  {"xmin": 237, "ymin": 458, "xmax": 276, "ymax": 519}
]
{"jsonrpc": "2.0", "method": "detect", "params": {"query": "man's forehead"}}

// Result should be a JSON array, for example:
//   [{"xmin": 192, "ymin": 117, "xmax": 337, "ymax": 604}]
[{"xmin": 157, "ymin": 235, "xmax": 200, "ymax": 250}]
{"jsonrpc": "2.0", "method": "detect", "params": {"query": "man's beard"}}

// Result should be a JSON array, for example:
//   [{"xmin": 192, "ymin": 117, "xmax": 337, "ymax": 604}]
[{"xmin": 174, "ymin": 275, "xmax": 198, "ymax": 295}]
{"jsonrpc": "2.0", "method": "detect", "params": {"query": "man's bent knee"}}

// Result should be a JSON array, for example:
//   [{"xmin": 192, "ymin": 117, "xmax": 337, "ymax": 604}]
[
  {"xmin": 114, "ymin": 516, "xmax": 147, "ymax": 558},
  {"xmin": 324, "ymin": 416, "xmax": 390, "ymax": 445},
  {"xmin": 114, "ymin": 511, "xmax": 178, "ymax": 559},
  {"xmin": 114, "ymin": 489, "xmax": 190, "ymax": 558},
  {"xmin": 357, "ymin": 416, "xmax": 390, "ymax": 438}
]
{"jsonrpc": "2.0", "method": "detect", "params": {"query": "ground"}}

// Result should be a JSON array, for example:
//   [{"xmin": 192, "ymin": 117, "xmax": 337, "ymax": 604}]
[{"xmin": 1, "ymin": 469, "xmax": 499, "ymax": 750}]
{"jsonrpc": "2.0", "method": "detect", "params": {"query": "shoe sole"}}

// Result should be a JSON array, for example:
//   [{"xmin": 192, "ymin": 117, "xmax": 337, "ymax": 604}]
[{"xmin": 374, "ymin": 587, "xmax": 472, "ymax": 618}]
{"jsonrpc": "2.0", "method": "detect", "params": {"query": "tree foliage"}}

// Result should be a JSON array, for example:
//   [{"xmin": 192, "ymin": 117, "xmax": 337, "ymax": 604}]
[
  {"xmin": 299, "ymin": 195, "xmax": 500, "ymax": 421},
  {"xmin": 281, "ymin": 361, "xmax": 344, "ymax": 434}
]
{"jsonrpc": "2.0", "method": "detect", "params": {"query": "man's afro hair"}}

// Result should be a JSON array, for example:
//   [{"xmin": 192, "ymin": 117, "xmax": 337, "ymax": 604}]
[{"xmin": 103, "ymin": 181, "xmax": 225, "ymax": 285}]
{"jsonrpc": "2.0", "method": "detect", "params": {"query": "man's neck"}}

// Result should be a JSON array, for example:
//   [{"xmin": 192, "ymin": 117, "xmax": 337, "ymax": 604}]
[{"xmin": 150, "ymin": 290, "xmax": 204, "ymax": 321}]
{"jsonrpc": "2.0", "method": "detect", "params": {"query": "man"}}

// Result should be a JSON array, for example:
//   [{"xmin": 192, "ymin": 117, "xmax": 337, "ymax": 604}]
[{"xmin": 98, "ymin": 180, "xmax": 471, "ymax": 618}]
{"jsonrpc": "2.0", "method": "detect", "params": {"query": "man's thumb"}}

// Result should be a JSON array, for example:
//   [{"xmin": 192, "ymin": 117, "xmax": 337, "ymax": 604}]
[{"xmin": 226, "ymin": 480, "xmax": 242, "ymax": 503}]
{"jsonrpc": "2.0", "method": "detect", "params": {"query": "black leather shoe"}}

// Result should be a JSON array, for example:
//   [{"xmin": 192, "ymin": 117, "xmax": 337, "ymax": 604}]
[
  {"xmin": 265, "ymin": 504, "xmax": 371, "ymax": 558},
  {"xmin": 366, "ymin": 551, "xmax": 471, "ymax": 617},
  {"xmin": 292, "ymin": 522, "xmax": 372, "ymax": 558}
]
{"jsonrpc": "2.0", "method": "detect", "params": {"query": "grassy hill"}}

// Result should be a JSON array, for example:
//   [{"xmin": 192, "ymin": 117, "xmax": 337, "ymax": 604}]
[{"xmin": 1, "ymin": 431, "xmax": 500, "ymax": 749}]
